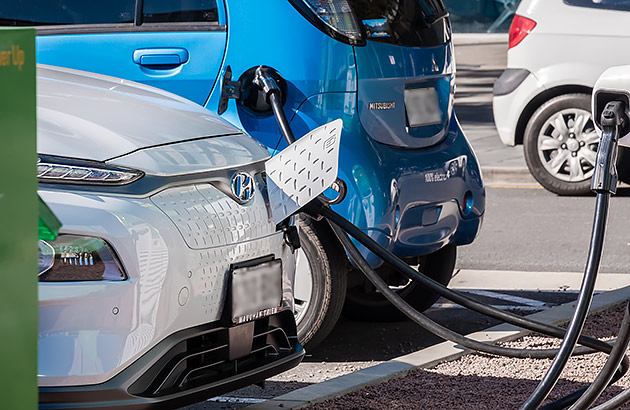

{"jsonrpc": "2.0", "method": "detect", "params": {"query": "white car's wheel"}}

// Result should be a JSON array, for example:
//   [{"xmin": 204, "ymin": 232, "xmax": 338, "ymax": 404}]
[
  {"xmin": 294, "ymin": 217, "xmax": 347, "ymax": 350},
  {"xmin": 523, "ymin": 93, "xmax": 630, "ymax": 194},
  {"xmin": 524, "ymin": 94, "xmax": 598, "ymax": 195}
]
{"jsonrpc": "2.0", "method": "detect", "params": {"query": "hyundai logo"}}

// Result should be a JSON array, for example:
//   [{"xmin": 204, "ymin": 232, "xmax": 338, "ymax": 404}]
[{"xmin": 231, "ymin": 172, "xmax": 255, "ymax": 203}]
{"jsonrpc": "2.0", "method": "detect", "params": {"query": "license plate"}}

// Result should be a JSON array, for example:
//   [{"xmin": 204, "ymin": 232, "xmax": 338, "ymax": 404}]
[
  {"xmin": 231, "ymin": 259, "xmax": 282, "ymax": 324},
  {"xmin": 404, "ymin": 87, "xmax": 442, "ymax": 127}
]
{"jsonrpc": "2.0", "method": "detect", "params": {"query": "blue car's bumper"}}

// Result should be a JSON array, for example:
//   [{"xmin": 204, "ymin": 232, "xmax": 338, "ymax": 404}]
[{"xmin": 288, "ymin": 92, "xmax": 485, "ymax": 267}]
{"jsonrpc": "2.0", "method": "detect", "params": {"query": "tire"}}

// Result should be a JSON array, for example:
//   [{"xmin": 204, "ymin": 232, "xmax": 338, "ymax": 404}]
[
  {"xmin": 342, "ymin": 245, "xmax": 457, "ymax": 322},
  {"xmin": 523, "ymin": 93, "xmax": 599, "ymax": 195},
  {"xmin": 294, "ymin": 216, "xmax": 347, "ymax": 350}
]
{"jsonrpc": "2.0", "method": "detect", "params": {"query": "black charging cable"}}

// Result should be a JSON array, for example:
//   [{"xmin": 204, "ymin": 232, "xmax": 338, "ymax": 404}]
[
  {"xmin": 256, "ymin": 64, "xmax": 630, "ymax": 408},
  {"xmin": 313, "ymin": 202, "xmax": 629, "ymax": 409},
  {"xmin": 252, "ymin": 66, "xmax": 296, "ymax": 145},
  {"xmin": 521, "ymin": 101, "xmax": 628, "ymax": 410},
  {"xmin": 569, "ymin": 303, "xmax": 630, "ymax": 409}
]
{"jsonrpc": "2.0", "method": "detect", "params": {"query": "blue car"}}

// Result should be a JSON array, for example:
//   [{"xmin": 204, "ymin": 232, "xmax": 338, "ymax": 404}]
[{"xmin": 4, "ymin": 0, "xmax": 485, "ymax": 348}]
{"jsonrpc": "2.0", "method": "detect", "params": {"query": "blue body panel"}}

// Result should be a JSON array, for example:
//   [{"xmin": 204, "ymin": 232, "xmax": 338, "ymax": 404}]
[
  {"xmin": 37, "ymin": 32, "xmax": 226, "ymax": 106},
  {"xmin": 354, "ymin": 41, "xmax": 454, "ymax": 148},
  {"xmin": 34, "ymin": 0, "xmax": 485, "ymax": 267},
  {"xmin": 208, "ymin": 0, "xmax": 357, "ymax": 151},
  {"xmin": 290, "ymin": 92, "xmax": 483, "ymax": 266}
]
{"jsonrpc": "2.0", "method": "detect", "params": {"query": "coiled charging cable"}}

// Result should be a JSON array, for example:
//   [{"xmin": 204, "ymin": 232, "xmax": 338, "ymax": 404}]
[{"xmin": 252, "ymin": 66, "xmax": 630, "ymax": 409}]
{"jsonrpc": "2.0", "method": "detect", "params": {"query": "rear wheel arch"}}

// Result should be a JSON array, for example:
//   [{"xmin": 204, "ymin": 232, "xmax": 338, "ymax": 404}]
[{"xmin": 515, "ymin": 85, "xmax": 593, "ymax": 146}]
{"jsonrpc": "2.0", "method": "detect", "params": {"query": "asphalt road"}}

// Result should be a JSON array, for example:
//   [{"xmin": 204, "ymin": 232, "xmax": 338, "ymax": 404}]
[{"xmin": 457, "ymin": 186, "xmax": 630, "ymax": 273}]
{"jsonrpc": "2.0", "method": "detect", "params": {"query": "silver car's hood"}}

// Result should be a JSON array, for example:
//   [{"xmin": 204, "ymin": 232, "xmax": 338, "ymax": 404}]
[{"xmin": 37, "ymin": 65, "xmax": 243, "ymax": 162}]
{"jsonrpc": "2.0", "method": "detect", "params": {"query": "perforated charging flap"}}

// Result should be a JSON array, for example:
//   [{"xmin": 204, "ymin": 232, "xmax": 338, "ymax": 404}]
[{"xmin": 265, "ymin": 119, "xmax": 343, "ymax": 223}]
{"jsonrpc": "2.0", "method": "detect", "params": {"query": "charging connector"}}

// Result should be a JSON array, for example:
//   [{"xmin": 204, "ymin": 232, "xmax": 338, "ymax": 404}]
[
  {"xmin": 252, "ymin": 66, "xmax": 297, "ymax": 144},
  {"xmin": 592, "ymin": 101, "xmax": 627, "ymax": 194}
]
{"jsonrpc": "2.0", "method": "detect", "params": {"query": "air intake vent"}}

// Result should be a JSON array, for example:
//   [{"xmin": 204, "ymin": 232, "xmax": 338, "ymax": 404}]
[{"xmin": 129, "ymin": 311, "xmax": 297, "ymax": 397}]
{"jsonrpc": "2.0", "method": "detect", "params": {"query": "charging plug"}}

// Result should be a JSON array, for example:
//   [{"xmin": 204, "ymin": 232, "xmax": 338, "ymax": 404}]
[
  {"xmin": 591, "ymin": 101, "xmax": 627, "ymax": 194},
  {"xmin": 252, "ymin": 66, "xmax": 282, "ymax": 104}
]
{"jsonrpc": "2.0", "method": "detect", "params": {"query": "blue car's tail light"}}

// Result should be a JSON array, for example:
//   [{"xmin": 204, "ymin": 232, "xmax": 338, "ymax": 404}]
[
  {"xmin": 38, "ymin": 235, "xmax": 127, "ymax": 282},
  {"xmin": 38, "ymin": 156, "xmax": 143, "ymax": 185},
  {"xmin": 289, "ymin": 0, "xmax": 365, "ymax": 46}
]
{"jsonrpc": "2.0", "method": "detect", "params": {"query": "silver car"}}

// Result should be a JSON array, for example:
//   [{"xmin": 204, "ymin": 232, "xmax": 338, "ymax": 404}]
[{"xmin": 37, "ymin": 65, "xmax": 303, "ymax": 409}]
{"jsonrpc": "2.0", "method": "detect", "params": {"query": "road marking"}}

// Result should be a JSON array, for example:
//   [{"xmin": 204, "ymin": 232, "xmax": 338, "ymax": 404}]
[
  {"xmin": 433, "ymin": 289, "xmax": 602, "ymax": 311},
  {"xmin": 450, "ymin": 270, "xmax": 629, "ymax": 292},
  {"xmin": 433, "ymin": 303, "xmax": 542, "ymax": 311},
  {"xmin": 488, "ymin": 184, "xmax": 544, "ymax": 189},
  {"xmin": 463, "ymin": 289, "xmax": 547, "ymax": 308},
  {"xmin": 208, "ymin": 396, "xmax": 266, "ymax": 404}
]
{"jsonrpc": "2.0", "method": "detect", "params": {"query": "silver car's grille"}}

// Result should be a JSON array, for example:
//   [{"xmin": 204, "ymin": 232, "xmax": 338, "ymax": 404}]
[
  {"xmin": 151, "ymin": 178, "xmax": 275, "ymax": 250},
  {"xmin": 193, "ymin": 234, "xmax": 282, "ymax": 319}
]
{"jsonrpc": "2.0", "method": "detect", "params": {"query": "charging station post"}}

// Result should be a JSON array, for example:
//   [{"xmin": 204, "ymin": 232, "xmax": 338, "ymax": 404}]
[{"xmin": 0, "ymin": 27, "xmax": 37, "ymax": 409}]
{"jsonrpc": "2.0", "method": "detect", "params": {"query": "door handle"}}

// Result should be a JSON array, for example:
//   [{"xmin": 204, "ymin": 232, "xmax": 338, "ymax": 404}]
[{"xmin": 132, "ymin": 48, "xmax": 189, "ymax": 68}]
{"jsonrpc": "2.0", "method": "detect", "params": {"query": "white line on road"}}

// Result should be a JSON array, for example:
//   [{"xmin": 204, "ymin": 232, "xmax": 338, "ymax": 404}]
[
  {"xmin": 433, "ymin": 289, "xmax": 602, "ymax": 311},
  {"xmin": 432, "ymin": 303, "xmax": 543, "ymax": 311},
  {"xmin": 208, "ymin": 396, "xmax": 266, "ymax": 404},
  {"xmin": 463, "ymin": 289, "xmax": 547, "ymax": 307},
  {"xmin": 450, "ymin": 270, "xmax": 630, "ymax": 292}
]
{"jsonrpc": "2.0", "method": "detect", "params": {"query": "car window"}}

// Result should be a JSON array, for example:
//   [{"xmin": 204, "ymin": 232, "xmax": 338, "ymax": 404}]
[
  {"xmin": 348, "ymin": 0, "xmax": 450, "ymax": 47},
  {"xmin": 0, "ymin": 0, "xmax": 218, "ymax": 26},
  {"xmin": 143, "ymin": 0, "xmax": 218, "ymax": 23},
  {"xmin": 564, "ymin": 0, "xmax": 630, "ymax": 12},
  {"xmin": 0, "ymin": 0, "xmax": 135, "ymax": 26}
]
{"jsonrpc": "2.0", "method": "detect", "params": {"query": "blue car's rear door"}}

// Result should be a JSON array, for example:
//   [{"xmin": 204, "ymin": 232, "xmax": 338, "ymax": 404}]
[{"xmin": 2, "ymin": 0, "xmax": 226, "ymax": 106}]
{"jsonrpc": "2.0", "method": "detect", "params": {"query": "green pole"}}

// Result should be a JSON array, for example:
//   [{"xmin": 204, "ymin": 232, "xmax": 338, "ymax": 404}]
[{"xmin": 0, "ymin": 27, "xmax": 37, "ymax": 409}]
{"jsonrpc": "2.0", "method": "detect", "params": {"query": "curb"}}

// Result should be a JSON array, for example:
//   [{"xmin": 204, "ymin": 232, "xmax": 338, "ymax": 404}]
[
  {"xmin": 246, "ymin": 285, "xmax": 630, "ymax": 410},
  {"xmin": 452, "ymin": 33, "xmax": 509, "ymax": 46},
  {"xmin": 481, "ymin": 166, "xmax": 540, "ymax": 186}
]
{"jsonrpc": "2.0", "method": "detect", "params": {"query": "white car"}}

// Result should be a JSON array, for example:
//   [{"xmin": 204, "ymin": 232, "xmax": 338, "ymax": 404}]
[
  {"xmin": 492, "ymin": 0, "xmax": 630, "ymax": 194},
  {"xmin": 36, "ymin": 65, "xmax": 303, "ymax": 408}
]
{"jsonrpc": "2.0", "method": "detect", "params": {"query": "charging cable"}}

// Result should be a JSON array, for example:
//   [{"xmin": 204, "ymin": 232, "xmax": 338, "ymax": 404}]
[{"xmin": 253, "ymin": 65, "xmax": 630, "ymax": 409}]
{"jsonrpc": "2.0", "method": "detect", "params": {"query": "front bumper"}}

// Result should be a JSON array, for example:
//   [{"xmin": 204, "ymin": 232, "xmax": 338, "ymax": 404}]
[
  {"xmin": 38, "ymin": 178, "xmax": 298, "ymax": 398},
  {"xmin": 40, "ymin": 311, "xmax": 304, "ymax": 409}
]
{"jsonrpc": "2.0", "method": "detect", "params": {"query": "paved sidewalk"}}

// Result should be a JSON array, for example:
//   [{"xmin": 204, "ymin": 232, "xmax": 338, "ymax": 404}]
[{"xmin": 452, "ymin": 34, "xmax": 535, "ymax": 185}]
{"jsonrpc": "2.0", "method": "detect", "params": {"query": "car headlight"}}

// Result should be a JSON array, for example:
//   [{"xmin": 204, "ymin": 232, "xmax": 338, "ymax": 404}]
[
  {"xmin": 38, "ymin": 155, "xmax": 143, "ymax": 185},
  {"xmin": 289, "ymin": 0, "xmax": 364, "ymax": 46},
  {"xmin": 38, "ymin": 235, "xmax": 127, "ymax": 282}
]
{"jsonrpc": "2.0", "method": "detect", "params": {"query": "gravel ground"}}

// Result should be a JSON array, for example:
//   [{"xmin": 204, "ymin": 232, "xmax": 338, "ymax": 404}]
[{"xmin": 307, "ymin": 303, "xmax": 630, "ymax": 409}]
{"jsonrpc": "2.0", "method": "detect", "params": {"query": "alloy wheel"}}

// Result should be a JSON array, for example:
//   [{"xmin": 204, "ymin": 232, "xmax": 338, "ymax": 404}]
[{"xmin": 537, "ymin": 108, "xmax": 599, "ymax": 183}]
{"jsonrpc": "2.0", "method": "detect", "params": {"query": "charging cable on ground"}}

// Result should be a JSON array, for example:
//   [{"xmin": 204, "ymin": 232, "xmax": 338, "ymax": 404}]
[
  {"xmin": 521, "ymin": 101, "xmax": 628, "ymax": 409},
  {"xmin": 251, "ymin": 65, "xmax": 630, "ymax": 409}
]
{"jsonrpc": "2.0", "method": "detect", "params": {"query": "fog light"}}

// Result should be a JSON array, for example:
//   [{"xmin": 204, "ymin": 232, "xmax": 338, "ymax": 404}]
[
  {"xmin": 462, "ymin": 191, "xmax": 474, "ymax": 216},
  {"xmin": 38, "ymin": 235, "xmax": 127, "ymax": 282}
]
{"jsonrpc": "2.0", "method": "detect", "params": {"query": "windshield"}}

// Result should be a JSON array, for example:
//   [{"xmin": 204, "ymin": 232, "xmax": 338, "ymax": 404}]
[{"xmin": 349, "ymin": 0, "xmax": 450, "ymax": 47}]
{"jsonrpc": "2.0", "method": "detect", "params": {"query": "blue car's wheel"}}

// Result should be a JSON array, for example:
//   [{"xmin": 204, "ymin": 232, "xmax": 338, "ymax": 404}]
[{"xmin": 342, "ymin": 245, "xmax": 456, "ymax": 322}]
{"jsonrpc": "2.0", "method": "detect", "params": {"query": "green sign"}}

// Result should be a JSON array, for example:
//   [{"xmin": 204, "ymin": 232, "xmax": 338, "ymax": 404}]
[{"xmin": 0, "ymin": 28, "xmax": 37, "ymax": 409}]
